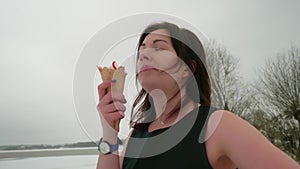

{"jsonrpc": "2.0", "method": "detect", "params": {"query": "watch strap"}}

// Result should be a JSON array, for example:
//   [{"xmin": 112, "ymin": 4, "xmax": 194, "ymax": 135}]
[
  {"xmin": 98, "ymin": 138, "xmax": 121, "ymax": 154},
  {"xmin": 110, "ymin": 142, "xmax": 119, "ymax": 152}
]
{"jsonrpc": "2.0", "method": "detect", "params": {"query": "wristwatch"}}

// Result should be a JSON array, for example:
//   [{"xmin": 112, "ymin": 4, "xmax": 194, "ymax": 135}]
[{"xmin": 98, "ymin": 138, "xmax": 119, "ymax": 154}]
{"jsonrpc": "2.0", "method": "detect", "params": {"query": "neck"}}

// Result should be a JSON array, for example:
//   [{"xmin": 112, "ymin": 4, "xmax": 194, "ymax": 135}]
[{"xmin": 149, "ymin": 87, "xmax": 191, "ymax": 120}]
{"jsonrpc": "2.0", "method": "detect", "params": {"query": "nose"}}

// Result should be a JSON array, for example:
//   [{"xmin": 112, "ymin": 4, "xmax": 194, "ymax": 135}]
[{"xmin": 138, "ymin": 48, "xmax": 151, "ymax": 61}]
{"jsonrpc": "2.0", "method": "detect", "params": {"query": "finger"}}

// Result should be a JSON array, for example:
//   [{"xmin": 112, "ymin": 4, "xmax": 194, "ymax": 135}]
[
  {"xmin": 105, "ymin": 111, "xmax": 125, "ymax": 122},
  {"xmin": 100, "ymin": 92, "xmax": 126, "ymax": 105},
  {"xmin": 97, "ymin": 80, "xmax": 114, "ymax": 100},
  {"xmin": 101, "ymin": 111, "xmax": 124, "ymax": 130},
  {"xmin": 101, "ymin": 102, "xmax": 126, "ymax": 114},
  {"xmin": 97, "ymin": 101, "xmax": 126, "ymax": 116},
  {"xmin": 100, "ymin": 110, "xmax": 125, "ymax": 126}
]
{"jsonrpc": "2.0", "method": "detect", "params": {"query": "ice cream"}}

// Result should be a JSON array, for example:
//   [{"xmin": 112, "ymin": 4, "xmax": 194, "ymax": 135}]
[{"xmin": 97, "ymin": 62, "xmax": 126, "ymax": 131}]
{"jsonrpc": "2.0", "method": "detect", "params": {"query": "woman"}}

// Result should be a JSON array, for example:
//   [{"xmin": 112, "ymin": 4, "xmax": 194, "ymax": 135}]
[{"xmin": 96, "ymin": 22, "xmax": 300, "ymax": 169}]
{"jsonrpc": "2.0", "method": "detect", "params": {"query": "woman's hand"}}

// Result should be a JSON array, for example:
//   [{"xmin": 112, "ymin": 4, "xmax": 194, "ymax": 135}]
[{"xmin": 97, "ymin": 80, "xmax": 127, "ymax": 138}]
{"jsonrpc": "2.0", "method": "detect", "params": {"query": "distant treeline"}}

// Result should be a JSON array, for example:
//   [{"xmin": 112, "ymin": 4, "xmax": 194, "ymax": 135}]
[{"xmin": 0, "ymin": 141, "xmax": 97, "ymax": 151}]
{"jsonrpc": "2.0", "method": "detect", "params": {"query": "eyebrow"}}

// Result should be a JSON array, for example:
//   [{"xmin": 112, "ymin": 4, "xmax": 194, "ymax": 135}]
[
  {"xmin": 153, "ymin": 39, "xmax": 168, "ymax": 44},
  {"xmin": 141, "ymin": 39, "xmax": 169, "ymax": 47}
]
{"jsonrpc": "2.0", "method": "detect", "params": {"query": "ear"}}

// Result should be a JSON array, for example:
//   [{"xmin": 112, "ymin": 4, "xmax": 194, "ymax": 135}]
[
  {"xmin": 191, "ymin": 60, "xmax": 197, "ymax": 73},
  {"xmin": 182, "ymin": 66, "xmax": 191, "ymax": 78},
  {"xmin": 182, "ymin": 60, "xmax": 196, "ymax": 78}
]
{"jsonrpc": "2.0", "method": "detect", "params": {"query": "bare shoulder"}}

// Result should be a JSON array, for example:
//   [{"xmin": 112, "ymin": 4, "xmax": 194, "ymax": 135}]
[{"xmin": 205, "ymin": 110, "xmax": 300, "ymax": 169}]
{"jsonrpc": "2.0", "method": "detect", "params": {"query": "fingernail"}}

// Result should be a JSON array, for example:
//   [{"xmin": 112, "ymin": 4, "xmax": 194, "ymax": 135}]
[{"xmin": 111, "ymin": 79, "xmax": 116, "ymax": 83}]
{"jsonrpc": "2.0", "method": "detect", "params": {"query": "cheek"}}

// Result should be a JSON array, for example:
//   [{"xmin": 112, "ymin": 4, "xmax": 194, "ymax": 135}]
[
  {"xmin": 153, "ymin": 51, "xmax": 179, "ymax": 70},
  {"xmin": 136, "ymin": 60, "xmax": 142, "ymax": 72}
]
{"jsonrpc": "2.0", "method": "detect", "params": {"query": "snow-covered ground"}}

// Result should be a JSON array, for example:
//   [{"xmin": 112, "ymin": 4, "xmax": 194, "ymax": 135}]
[
  {"xmin": 0, "ymin": 148, "xmax": 99, "ymax": 169},
  {"xmin": 0, "ymin": 154, "xmax": 98, "ymax": 169}
]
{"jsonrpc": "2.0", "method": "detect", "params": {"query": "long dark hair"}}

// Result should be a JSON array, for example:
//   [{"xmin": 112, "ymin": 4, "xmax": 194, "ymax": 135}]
[{"xmin": 130, "ymin": 22, "xmax": 211, "ymax": 129}]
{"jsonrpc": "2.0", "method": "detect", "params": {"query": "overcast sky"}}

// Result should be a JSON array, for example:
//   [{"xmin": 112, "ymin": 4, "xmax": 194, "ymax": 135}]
[{"xmin": 0, "ymin": 0, "xmax": 299, "ymax": 145}]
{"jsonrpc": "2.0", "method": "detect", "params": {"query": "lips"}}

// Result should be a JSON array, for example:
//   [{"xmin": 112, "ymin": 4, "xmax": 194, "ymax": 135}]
[{"xmin": 139, "ymin": 65, "xmax": 156, "ymax": 73}]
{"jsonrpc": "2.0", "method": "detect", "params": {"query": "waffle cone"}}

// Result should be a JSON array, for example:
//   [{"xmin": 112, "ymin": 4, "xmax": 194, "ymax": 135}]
[
  {"xmin": 97, "ymin": 66, "xmax": 127, "ymax": 131},
  {"xmin": 111, "ymin": 67, "xmax": 126, "ymax": 93},
  {"xmin": 97, "ymin": 67, "xmax": 114, "ymax": 92}
]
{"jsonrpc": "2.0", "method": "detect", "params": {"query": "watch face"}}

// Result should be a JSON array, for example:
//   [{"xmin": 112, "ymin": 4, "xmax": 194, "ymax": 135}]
[{"xmin": 99, "ymin": 142, "xmax": 110, "ymax": 154}]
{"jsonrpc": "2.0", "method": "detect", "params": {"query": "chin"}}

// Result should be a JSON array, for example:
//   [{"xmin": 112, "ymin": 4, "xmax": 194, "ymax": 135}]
[
  {"xmin": 138, "ymin": 80, "xmax": 159, "ymax": 93},
  {"xmin": 139, "ymin": 82, "xmax": 157, "ymax": 93},
  {"xmin": 137, "ymin": 72, "xmax": 177, "ymax": 92}
]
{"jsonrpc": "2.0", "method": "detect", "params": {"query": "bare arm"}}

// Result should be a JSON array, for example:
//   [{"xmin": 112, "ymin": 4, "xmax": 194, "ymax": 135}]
[
  {"xmin": 96, "ymin": 129, "xmax": 133, "ymax": 169},
  {"xmin": 96, "ymin": 80, "xmax": 127, "ymax": 169},
  {"xmin": 97, "ymin": 151, "xmax": 120, "ymax": 169},
  {"xmin": 208, "ymin": 110, "xmax": 300, "ymax": 169}
]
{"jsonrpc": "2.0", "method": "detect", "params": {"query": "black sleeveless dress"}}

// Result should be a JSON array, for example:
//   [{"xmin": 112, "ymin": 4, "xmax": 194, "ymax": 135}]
[{"xmin": 123, "ymin": 106, "xmax": 217, "ymax": 169}]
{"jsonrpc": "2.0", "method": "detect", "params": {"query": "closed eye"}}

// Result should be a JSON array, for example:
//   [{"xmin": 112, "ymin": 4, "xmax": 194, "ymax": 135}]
[{"xmin": 139, "ymin": 39, "xmax": 169, "ymax": 52}]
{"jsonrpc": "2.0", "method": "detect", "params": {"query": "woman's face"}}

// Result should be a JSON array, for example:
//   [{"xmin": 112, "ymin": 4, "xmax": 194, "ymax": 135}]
[{"xmin": 137, "ymin": 29, "xmax": 188, "ymax": 93}]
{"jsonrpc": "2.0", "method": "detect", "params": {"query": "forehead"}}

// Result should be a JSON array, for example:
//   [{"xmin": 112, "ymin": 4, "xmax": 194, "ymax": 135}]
[{"xmin": 143, "ymin": 29, "xmax": 171, "ymax": 43}]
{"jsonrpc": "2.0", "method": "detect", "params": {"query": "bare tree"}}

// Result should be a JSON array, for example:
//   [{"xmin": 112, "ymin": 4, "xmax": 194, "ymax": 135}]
[
  {"xmin": 205, "ymin": 40, "xmax": 253, "ymax": 116},
  {"xmin": 254, "ymin": 45, "xmax": 300, "ymax": 162},
  {"xmin": 244, "ymin": 107, "xmax": 299, "ymax": 161}
]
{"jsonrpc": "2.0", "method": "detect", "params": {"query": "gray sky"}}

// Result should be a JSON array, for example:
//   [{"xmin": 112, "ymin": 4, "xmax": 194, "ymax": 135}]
[{"xmin": 0, "ymin": 0, "xmax": 299, "ymax": 145}]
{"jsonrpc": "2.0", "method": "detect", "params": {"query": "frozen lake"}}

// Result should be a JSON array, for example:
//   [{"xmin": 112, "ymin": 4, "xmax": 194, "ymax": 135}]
[
  {"xmin": 0, "ymin": 148, "xmax": 98, "ymax": 169},
  {"xmin": 0, "ymin": 155, "xmax": 98, "ymax": 169}
]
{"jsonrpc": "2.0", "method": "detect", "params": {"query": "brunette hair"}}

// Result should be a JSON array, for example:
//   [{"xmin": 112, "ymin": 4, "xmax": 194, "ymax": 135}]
[{"xmin": 130, "ymin": 22, "xmax": 211, "ymax": 129}]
